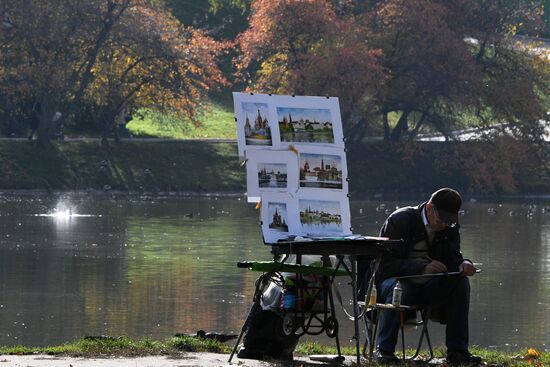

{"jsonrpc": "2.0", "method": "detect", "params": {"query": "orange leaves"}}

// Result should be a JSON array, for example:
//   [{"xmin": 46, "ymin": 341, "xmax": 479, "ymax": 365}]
[
  {"xmin": 527, "ymin": 348, "xmax": 540, "ymax": 359},
  {"xmin": 513, "ymin": 347, "xmax": 544, "ymax": 367}
]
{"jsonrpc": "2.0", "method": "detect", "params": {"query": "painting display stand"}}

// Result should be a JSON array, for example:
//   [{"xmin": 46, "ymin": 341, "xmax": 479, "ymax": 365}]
[{"xmin": 229, "ymin": 238, "xmax": 396, "ymax": 367}]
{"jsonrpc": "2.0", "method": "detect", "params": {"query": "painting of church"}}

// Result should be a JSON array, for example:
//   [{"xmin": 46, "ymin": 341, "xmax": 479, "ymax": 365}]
[
  {"xmin": 242, "ymin": 102, "xmax": 271, "ymax": 145},
  {"xmin": 268, "ymin": 202, "xmax": 289, "ymax": 232}
]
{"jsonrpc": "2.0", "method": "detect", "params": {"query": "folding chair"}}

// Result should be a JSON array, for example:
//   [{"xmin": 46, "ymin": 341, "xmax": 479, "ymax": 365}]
[{"xmin": 362, "ymin": 303, "xmax": 433, "ymax": 361}]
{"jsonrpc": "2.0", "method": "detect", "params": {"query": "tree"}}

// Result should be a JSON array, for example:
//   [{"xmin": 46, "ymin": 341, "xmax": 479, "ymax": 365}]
[
  {"xmin": 236, "ymin": 0, "xmax": 385, "ymax": 137},
  {"xmin": 166, "ymin": 0, "xmax": 250, "ymax": 40},
  {"xmin": 0, "ymin": 0, "xmax": 227, "ymax": 144},
  {"xmin": 367, "ymin": 0, "xmax": 549, "ymax": 142},
  {"xmin": 236, "ymin": 0, "xmax": 549, "ymax": 143}
]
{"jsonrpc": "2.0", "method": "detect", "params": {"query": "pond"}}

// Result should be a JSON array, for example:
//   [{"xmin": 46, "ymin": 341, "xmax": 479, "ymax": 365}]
[{"xmin": 0, "ymin": 193, "xmax": 548, "ymax": 351}]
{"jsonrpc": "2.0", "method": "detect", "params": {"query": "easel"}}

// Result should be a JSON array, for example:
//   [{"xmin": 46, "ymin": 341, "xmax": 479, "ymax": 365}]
[{"xmin": 229, "ymin": 238, "xmax": 397, "ymax": 366}]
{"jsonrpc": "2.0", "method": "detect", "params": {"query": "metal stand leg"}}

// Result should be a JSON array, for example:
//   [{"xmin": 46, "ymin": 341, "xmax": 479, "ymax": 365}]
[
  {"xmin": 350, "ymin": 257, "xmax": 362, "ymax": 366},
  {"xmin": 327, "ymin": 280, "xmax": 342, "ymax": 357}
]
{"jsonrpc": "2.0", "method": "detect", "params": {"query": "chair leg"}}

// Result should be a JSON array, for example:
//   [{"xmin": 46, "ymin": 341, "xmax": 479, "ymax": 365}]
[
  {"xmin": 363, "ymin": 309, "xmax": 379, "ymax": 360},
  {"xmin": 411, "ymin": 307, "xmax": 432, "ymax": 361},
  {"xmin": 400, "ymin": 311, "xmax": 406, "ymax": 360}
]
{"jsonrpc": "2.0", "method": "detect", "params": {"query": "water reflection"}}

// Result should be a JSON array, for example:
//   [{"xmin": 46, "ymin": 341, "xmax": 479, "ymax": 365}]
[{"xmin": 0, "ymin": 194, "xmax": 548, "ymax": 351}]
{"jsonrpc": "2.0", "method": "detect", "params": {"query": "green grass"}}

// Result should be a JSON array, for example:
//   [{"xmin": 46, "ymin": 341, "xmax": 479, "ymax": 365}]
[
  {"xmin": 127, "ymin": 103, "xmax": 235, "ymax": 139},
  {"xmin": 0, "ymin": 337, "xmax": 547, "ymax": 367},
  {"xmin": 0, "ymin": 140, "xmax": 245, "ymax": 192},
  {"xmin": 0, "ymin": 336, "xmax": 231, "ymax": 357}
]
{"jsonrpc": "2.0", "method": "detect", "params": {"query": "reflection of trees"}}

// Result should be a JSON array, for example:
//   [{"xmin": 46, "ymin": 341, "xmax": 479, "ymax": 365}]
[
  {"xmin": 0, "ymin": 197, "xmax": 268, "ymax": 346},
  {"xmin": 351, "ymin": 200, "xmax": 550, "ymax": 348},
  {"xmin": 0, "ymin": 195, "xmax": 129, "ymax": 346},
  {"xmin": 460, "ymin": 202, "xmax": 550, "ymax": 347},
  {"xmin": 121, "ymin": 201, "xmax": 267, "ymax": 336}
]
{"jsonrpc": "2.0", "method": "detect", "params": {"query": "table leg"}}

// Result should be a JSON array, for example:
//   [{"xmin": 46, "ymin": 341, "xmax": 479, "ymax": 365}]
[{"xmin": 350, "ymin": 257, "xmax": 361, "ymax": 366}]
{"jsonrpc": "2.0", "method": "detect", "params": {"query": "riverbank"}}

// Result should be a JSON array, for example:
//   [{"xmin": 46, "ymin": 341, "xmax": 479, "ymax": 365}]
[{"xmin": 0, "ymin": 139, "xmax": 548, "ymax": 198}]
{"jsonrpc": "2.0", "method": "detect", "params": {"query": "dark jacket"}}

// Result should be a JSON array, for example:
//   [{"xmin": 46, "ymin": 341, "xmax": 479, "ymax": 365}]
[
  {"xmin": 358, "ymin": 202, "xmax": 465, "ymax": 296},
  {"xmin": 376, "ymin": 202, "xmax": 465, "ymax": 285}
]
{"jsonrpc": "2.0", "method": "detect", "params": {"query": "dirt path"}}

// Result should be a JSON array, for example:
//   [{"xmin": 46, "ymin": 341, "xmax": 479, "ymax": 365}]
[{"xmin": 0, "ymin": 353, "xmax": 359, "ymax": 367}]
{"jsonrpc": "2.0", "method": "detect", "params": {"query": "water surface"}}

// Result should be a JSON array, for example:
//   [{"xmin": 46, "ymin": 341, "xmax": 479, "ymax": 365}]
[{"xmin": 0, "ymin": 194, "xmax": 548, "ymax": 350}]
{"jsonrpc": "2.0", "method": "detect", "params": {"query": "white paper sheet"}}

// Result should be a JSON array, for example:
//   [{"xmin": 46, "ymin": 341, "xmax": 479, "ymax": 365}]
[
  {"xmin": 296, "ymin": 145, "xmax": 348, "ymax": 195},
  {"xmin": 246, "ymin": 150, "xmax": 299, "ymax": 202},
  {"xmin": 260, "ymin": 193, "xmax": 299, "ymax": 244},
  {"xmin": 233, "ymin": 92, "xmax": 280, "ymax": 157}
]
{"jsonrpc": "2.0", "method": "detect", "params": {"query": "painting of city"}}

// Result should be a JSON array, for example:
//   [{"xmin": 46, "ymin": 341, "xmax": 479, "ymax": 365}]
[
  {"xmin": 277, "ymin": 107, "xmax": 334, "ymax": 144},
  {"xmin": 267, "ymin": 202, "xmax": 289, "ymax": 232},
  {"xmin": 299, "ymin": 153, "xmax": 343, "ymax": 189},
  {"xmin": 242, "ymin": 102, "xmax": 271, "ymax": 146},
  {"xmin": 258, "ymin": 163, "xmax": 287, "ymax": 188},
  {"xmin": 299, "ymin": 199, "xmax": 342, "ymax": 234}
]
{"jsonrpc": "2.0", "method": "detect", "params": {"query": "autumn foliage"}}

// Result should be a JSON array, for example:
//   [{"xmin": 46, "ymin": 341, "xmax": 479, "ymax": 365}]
[
  {"xmin": 0, "ymin": 0, "xmax": 228, "ymax": 143},
  {"xmin": 236, "ymin": 0, "xmax": 549, "ymax": 143}
]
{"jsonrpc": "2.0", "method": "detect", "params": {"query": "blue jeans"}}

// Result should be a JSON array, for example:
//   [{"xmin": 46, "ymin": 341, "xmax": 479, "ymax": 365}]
[{"xmin": 377, "ymin": 276, "xmax": 470, "ymax": 353}]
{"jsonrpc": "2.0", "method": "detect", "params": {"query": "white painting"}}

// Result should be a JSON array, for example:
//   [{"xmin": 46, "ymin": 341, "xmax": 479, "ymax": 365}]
[
  {"xmin": 233, "ymin": 92, "xmax": 280, "ymax": 157},
  {"xmin": 297, "ymin": 146, "xmax": 348, "ymax": 193},
  {"xmin": 246, "ymin": 150, "xmax": 298, "ymax": 202},
  {"xmin": 260, "ymin": 193, "xmax": 299, "ymax": 244},
  {"xmin": 273, "ymin": 95, "xmax": 344, "ymax": 149},
  {"xmin": 297, "ymin": 193, "xmax": 351, "ymax": 237}
]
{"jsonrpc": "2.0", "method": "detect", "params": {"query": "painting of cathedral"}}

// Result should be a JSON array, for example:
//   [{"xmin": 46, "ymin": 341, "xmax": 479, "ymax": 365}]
[
  {"xmin": 299, "ymin": 153, "xmax": 343, "ymax": 189},
  {"xmin": 242, "ymin": 102, "xmax": 271, "ymax": 145},
  {"xmin": 277, "ymin": 107, "xmax": 334, "ymax": 144},
  {"xmin": 268, "ymin": 202, "xmax": 289, "ymax": 232}
]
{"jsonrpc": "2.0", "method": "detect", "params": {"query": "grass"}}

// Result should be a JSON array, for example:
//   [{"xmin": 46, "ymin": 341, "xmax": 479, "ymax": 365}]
[
  {"xmin": 0, "ymin": 335, "xmax": 231, "ymax": 357},
  {"xmin": 0, "ymin": 337, "xmax": 547, "ymax": 367},
  {"xmin": 126, "ymin": 103, "xmax": 236, "ymax": 139},
  {"xmin": 0, "ymin": 139, "xmax": 245, "ymax": 192}
]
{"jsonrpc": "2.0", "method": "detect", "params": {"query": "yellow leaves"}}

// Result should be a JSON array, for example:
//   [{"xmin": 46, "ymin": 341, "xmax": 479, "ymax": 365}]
[
  {"xmin": 527, "ymin": 348, "xmax": 540, "ymax": 359},
  {"xmin": 288, "ymin": 145, "xmax": 299, "ymax": 155},
  {"xmin": 513, "ymin": 347, "xmax": 544, "ymax": 367}
]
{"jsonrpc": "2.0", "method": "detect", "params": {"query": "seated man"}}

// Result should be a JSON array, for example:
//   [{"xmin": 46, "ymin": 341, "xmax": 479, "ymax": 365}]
[{"xmin": 368, "ymin": 188, "xmax": 481, "ymax": 366}]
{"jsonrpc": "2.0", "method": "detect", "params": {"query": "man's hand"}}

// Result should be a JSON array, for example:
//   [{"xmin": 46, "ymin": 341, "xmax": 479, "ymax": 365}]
[
  {"xmin": 423, "ymin": 260, "xmax": 447, "ymax": 274},
  {"xmin": 459, "ymin": 261, "xmax": 477, "ymax": 276}
]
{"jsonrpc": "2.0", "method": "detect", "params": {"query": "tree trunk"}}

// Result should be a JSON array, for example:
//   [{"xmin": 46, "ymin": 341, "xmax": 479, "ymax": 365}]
[
  {"xmin": 383, "ymin": 112, "xmax": 390, "ymax": 140},
  {"xmin": 390, "ymin": 109, "xmax": 410, "ymax": 141},
  {"xmin": 35, "ymin": 98, "xmax": 58, "ymax": 145}
]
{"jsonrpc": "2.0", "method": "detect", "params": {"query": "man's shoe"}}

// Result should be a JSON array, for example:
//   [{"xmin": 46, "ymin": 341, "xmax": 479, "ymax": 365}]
[
  {"xmin": 447, "ymin": 350, "xmax": 482, "ymax": 366},
  {"xmin": 375, "ymin": 350, "xmax": 400, "ymax": 364}
]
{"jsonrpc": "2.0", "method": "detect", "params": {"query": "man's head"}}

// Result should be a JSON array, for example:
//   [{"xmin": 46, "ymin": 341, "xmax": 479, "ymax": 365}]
[{"xmin": 426, "ymin": 187, "xmax": 462, "ymax": 231}]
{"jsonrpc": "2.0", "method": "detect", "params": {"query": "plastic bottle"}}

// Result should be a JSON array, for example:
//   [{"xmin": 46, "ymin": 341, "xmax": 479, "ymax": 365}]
[
  {"xmin": 392, "ymin": 281, "xmax": 402, "ymax": 306},
  {"xmin": 367, "ymin": 285, "xmax": 377, "ymax": 306}
]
